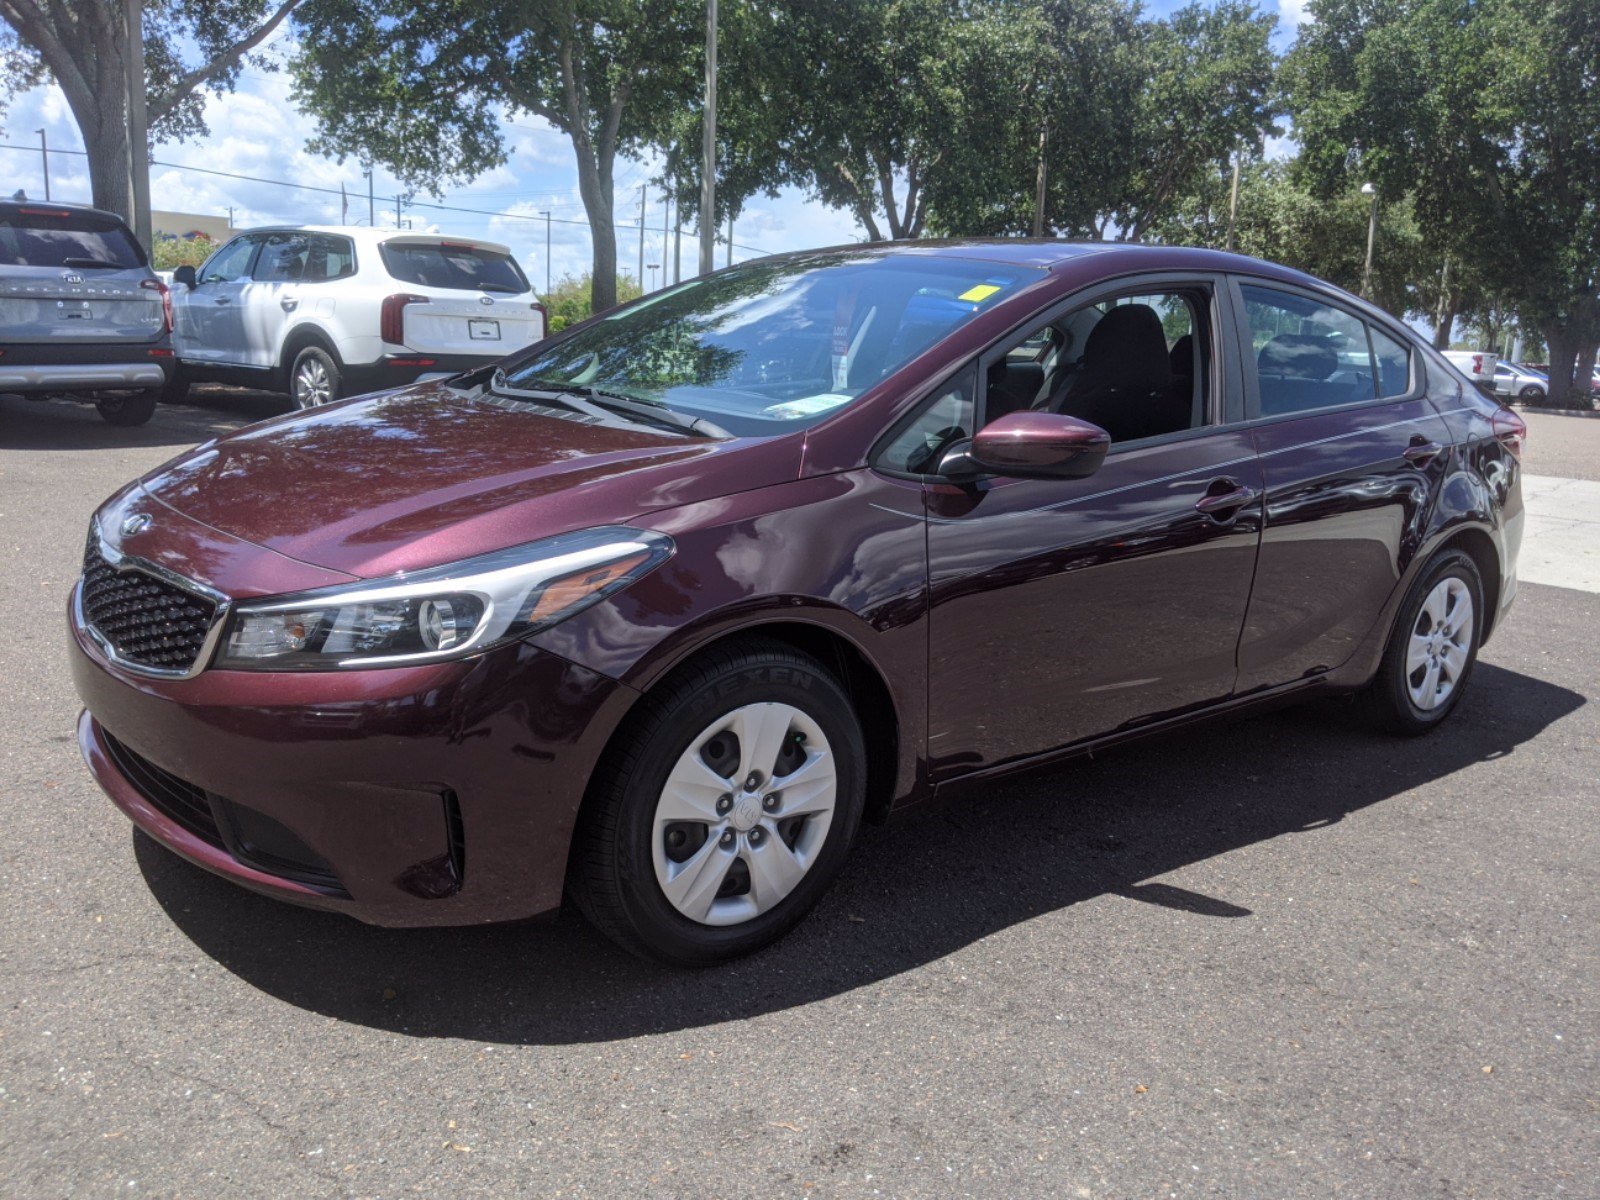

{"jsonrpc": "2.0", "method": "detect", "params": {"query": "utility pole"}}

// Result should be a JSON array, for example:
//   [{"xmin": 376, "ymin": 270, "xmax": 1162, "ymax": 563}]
[
  {"xmin": 540, "ymin": 211, "xmax": 551, "ymax": 295},
  {"xmin": 35, "ymin": 129, "xmax": 49, "ymax": 201},
  {"xmin": 673, "ymin": 198, "xmax": 682, "ymax": 284},
  {"xmin": 638, "ymin": 184, "xmax": 647, "ymax": 290},
  {"xmin": 1360, "ymin": 182, "xmax": 1378, "ymax": 299},
  {"xmin": 124, "ymin": 0, "xmax": 152, "ymax": 251},
  {"xmin": 227, "ymin": 205, "xmax": 234, "ymax": 229},
  {"xmin": 366, "ymin": 168, "xmax": 374, "ymax": 226},
  {"xmin": 698, "ymin": 0, "xmax": 718, "ymax": 276},
  {"xmin": 1031, "ymin": 117, "xmax": 1048, "ymax": 238},
  {"xmin": 1225, "ymin": 149, "xmax": 1241, "ymax": 252},
  {"xmin": 396, "ymin": 194, "xmax": 404, "ymax": 228},
  {"xmin": 726, "ymin": 210, "xmax": 733, "ymax": 268},
  {"xmin": 661, "ymin": 190, "xmax": 670, "ymax": 290}
]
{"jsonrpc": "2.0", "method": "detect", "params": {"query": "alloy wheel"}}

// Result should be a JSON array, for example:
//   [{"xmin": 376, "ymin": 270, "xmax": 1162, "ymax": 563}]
[
  {"xmin": 651, "ymin": 702, "xmax": 836, "ymax": 927},
  {"xmin": 1405, "ymin": 577, "xmax": 1474, "ymax": 711},
  {"xmin": 294, "ymin": 357, "xmax": 332, "ymax": 407}
]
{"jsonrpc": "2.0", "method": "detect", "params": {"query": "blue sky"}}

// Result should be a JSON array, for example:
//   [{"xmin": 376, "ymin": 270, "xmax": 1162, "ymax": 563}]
[{"xmin": 0, "ymin": 0, "xmax": 1310, "ymax": 291}]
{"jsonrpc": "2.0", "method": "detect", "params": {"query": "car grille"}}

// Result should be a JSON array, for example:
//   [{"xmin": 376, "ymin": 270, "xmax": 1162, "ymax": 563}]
[
  {"xmin": 101, "ymin": 728, "xmax": 222, "ymax": 846},
  {"xmin": 81, "ymin": 544, "xmax": 218, "ymax": 673}
]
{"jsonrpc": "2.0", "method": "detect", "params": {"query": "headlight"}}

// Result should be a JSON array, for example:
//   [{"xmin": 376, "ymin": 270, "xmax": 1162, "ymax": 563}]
[{"xmin": 215, "ymin": 526, "xmax": 672, "ymax": 670}]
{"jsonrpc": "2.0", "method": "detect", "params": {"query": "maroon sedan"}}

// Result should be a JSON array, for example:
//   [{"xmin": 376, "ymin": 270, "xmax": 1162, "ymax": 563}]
[{"xmin": 70, "ymin": 242, "xmax": 1525, "ymax": 964}]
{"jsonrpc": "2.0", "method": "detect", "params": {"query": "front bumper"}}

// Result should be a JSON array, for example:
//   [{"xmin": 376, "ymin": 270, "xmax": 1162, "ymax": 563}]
[{"xmin": 70, "ymin": 596, "xmax": 637, "ymax": 926}]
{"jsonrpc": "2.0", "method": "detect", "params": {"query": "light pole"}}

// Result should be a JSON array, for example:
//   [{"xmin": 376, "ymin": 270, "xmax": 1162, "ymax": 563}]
[
  {"xmin": 35, "ymin": 129, "xmax": 49, "ymax": 201},
  {"xmin": 698, "ymin": 0, "xmax": 717, "ymax": 276},
  {"xmin": 1360, "ymin": 182, "xmax": 1378, "ymax": 299},
  {"xmin": 539, "ymin": 211, "xmax": 551, "ymax": 295},
  {"xmin": 647, "ymin": 263, "xmax": 659, "ymax": 292}
]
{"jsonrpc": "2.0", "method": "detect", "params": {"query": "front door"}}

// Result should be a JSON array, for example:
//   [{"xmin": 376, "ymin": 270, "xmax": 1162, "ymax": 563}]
[
  {"xmin": 921, "ymin": 278, "xmax": 1263, "ymax": 781},
  {"xmin": 175, "ymin": 234, "xmax": 258, "ymax": 365}
]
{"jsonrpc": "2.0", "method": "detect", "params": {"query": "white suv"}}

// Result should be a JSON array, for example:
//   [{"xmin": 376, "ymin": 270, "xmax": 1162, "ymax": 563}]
[{"xmin": 167, "ymin": 226, "xmax": 546, "ymax": 407}]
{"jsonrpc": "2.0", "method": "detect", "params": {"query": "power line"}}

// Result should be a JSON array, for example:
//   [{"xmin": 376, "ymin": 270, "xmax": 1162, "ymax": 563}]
[{"xmin": 0, "ymin": 140, "xmax": 772, "ymax": 254}]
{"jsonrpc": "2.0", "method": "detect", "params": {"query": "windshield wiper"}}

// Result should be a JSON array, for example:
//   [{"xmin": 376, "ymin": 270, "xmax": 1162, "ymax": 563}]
[
  {"xmin": 478, "ymin": 283, "xmax": 521, "ymax": 293},
  {"xmin": 61, "ymin": 257, "xmax": 127, "ymax": 270},
  {"xmin": 497, "ymin": 374, "xmax": 729, "ymax": 438}
]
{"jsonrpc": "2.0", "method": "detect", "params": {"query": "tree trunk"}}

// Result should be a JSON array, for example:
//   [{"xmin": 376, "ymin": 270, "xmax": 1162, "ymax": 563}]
[
  {"xmin": 1431, "ymin": 305, "xmax": 1457, "ymax": 350},
  {"xmin": 1543, "ymin": 322, "xmax": 1577, "ymax": 405},
  {"xmin": 569, "ymin": 140, "xmax": 617, "ymax": 314},
  {"xmin": 1577, "ymin": 340, "xmax": 1599, "ymax": 405},
  {"xmin": 65, "ymin": 45, "xmax": 133, "ymax": 221}
]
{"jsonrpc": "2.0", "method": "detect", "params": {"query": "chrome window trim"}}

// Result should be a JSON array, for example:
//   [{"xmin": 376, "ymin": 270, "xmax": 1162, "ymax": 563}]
[{"xmin": 79, "ymin": 526, "xmax": 232, "ymax": 680}]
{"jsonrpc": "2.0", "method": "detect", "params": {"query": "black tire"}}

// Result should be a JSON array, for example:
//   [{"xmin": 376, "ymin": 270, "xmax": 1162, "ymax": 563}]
[
  {"xmin": 1519, "ymin": 384, "xmax": 1544, "ymax": 402},
  {"xmin": 288, "ymin": 345, "xmax": 342, "ymax": 409},
  {"xmin": 161, "ymin": 364, "xmax": 190, "ymax": 406},
  {"xmin": 1364, "ymin": 548, "xmax": 1484, "ymax": 735},
  {"xmin": 95, "ymin": 390, "xmax": 159, "ymax": 427},
  {"xmin": 569, "ymin": 638, "xmax": 867, "ymax": 966}
]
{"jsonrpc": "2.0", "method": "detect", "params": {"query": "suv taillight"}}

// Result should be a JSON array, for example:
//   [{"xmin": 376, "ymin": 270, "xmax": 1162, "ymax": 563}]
[
  {"xmin": 531, "ymin": 301, "xmax": 547, "ymax": 331},
  {"xmin": 140, "ymin": 277, "xmax": 172, "ymax": 335},
  {"xmin": 381, "ymin": 293, "xmax": 427, "ymax": 345},
  {"xmin": 1491, "ymin": 406, "xmax": 1526, "ymax": 460}
]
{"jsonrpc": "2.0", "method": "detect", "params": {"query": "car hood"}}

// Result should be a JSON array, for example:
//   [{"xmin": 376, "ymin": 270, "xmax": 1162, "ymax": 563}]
[{"xmin": 138, "ymin": 383, "xmax": 797, "ymax": 577}]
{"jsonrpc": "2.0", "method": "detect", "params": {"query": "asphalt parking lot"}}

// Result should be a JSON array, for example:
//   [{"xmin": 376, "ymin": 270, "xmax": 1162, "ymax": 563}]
[{"xmin": 1, "ymin": 392, "xmax": 1596, "ymax": 1198}]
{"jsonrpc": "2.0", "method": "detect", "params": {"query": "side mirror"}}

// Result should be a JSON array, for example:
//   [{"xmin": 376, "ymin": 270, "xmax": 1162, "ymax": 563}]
[
  {"xmin": 173, "ymin": 264, "xmax": 197, "ymax": 289},
  {"xmin": 951, "ymin": 410, "xmax": 1111, "ymax": 480}
]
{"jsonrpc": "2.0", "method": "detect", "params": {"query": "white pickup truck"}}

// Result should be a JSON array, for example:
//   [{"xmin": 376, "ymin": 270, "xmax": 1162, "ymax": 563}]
[
  {"xmin": 1442, "ymin": 349, "xmax": 1498, "ymax": 397},
  {"xmin": 167, "ymin": 226, "xmax": 546, "ymax": 407}
]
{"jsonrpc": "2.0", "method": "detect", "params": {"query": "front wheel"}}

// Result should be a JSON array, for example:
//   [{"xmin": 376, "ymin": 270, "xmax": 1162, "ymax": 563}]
[
  {"xmin": 1519, "ymin": 384, "xmax": 1544, "ymax": 402},
  {"xmin": 289, "ymin": 346, "xmax": 341, "ymax": 409},
  {"xmin": 1364, "ymin": 549, "xmax": 1484, "ymax": 735},
  {"xmin": 570, "ymin": 640, "xmax": 866, "ymax": 965}
]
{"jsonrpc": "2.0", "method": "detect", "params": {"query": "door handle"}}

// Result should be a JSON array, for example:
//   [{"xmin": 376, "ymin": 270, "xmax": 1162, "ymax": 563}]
[
  {"xmin": 213, "ymin": 296, "xmax": 231, "ymax": 305},
  {"xmin": 280, "ymin": 296, "xmax": 298, "ymax": 312},
  {"xmin": 1195, "ymin": 481, "xmax": 1258, "ymax": 519},
  {"xmin": 1403, "ymin": 439, "xmax": 1444, "ymax": 467}
]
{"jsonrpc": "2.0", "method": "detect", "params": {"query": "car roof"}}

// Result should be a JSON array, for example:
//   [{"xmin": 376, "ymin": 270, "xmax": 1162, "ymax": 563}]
[
  {"xmin": 749, "ymin": 238, "xmax": 1334, "ymax": 288},
  {"xmin": 0, "ymin": 198, "xmax": 129, "ymax": 224}
]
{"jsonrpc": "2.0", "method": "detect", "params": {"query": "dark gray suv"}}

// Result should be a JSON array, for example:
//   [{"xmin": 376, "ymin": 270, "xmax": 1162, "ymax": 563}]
[{"xmin": 0, "ymin": 200, "xmax": 174, "ymax": 426}]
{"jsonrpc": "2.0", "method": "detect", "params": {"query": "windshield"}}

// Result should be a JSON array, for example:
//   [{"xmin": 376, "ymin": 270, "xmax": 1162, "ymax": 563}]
[
  {"xmin": 380, "ymin": 241, "xmax": 529, "ymax": 292},
  {"xmin": 0, "ymin": 208, "xmax": 145, "ymax": 269},
  {"xmin": 501, "ymin": 252, "xmax": 1045, "ymax": 436}
]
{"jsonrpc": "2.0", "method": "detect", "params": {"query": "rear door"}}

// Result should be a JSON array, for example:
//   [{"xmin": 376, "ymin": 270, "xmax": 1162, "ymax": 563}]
[
  {"xmin": 1230, "ymin": 278, "xmax": 1451, "ymax": 693},
  {"xmin": 0, "ymin": 205, "xmax": 164, "ymax": 346},
  {"xmin": 376, "ymin": 237, "xmax": 545, "ymax": 354}
]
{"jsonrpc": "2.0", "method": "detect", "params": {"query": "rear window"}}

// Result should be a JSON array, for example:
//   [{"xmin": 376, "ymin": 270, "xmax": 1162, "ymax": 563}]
[
  {"xmin": 379, "ymin": 242, "xmax": 528, "ymax": 293},
  {"xmin": 0, "ymin": 208, "xmax": 145, "ymax": 269}
]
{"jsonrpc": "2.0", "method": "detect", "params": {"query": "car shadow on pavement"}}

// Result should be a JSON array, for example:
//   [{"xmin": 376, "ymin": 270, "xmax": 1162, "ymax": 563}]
[
  {"xmin": 135, "ymin": 662, "xmax": 1583, "ymax": 1045},
  {"xmin": 0, "ymin": 388, "xmax": 285, "ymax": 450}
]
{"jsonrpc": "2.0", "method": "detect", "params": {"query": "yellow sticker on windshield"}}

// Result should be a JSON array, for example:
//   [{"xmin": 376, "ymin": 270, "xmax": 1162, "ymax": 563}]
[{"xmin": 958, "ymin": 284, "xmax": 1002, "ymax": 303}]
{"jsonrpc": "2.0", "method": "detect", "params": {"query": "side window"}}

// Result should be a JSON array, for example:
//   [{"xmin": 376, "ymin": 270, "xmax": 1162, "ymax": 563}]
[
  {"xmin": 986, "ymin": 288, "xmax": 1211, "ymax": 444},
  {"xmin": 253, "ymin": 233, "xmax": 309, "ymax": 283},
  {"xmin": 1369, "ymin": 324, "xmax": 1412, "ymax": 398},
  {"xmin": 305, "ymin": 235, "xmax": 356, "ymax": 283},
  {"xmin": 1242, "ymin": 285, "xmax": 1376, "ymax": 415},
  {"xmin": 877, "ymin": 365, "xmax": 977, "ymax": 475},
  {"xmin": 199, "ymin": 236, "xmax": 258, "ymax": 284}
]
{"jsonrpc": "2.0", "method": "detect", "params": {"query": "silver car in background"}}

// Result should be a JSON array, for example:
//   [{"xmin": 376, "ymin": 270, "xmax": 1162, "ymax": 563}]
[{"xmin": 0, "ymin": 200, "xmax": 174, "ymax": 426}]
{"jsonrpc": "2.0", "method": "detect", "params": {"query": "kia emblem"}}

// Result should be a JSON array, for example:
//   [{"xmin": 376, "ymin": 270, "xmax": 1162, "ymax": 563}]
[
  {"xmin": 62, "ymin": 272, "xmax": 83, "ymax": 285},
  {"xmin": 480, "ymin": 295, "xmax": 494, "ymax": 306},
  {"xmin": 120, "ymin": 512, "xmax": 153, "ymax": 537}
]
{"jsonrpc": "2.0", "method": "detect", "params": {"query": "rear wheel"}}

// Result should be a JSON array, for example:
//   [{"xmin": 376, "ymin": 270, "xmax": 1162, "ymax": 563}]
[
  {"xmin": 1365, "ymin": 549, "xmax": 1483, "ymax": 735},
  {"xmin": 289, "ymin": 346, "xmax": 341, "ymax": 409},
  {"xmin": 95, "ymin": 390, "xmax": 159, "ymax": 426},
  {"xmin": 570, "ymin": 640, "xmax": 866, "ymax": 965}
]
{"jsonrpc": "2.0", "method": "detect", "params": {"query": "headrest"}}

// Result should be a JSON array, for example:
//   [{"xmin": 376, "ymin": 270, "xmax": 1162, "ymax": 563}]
[
  {"xmin": 1258, "ymin": 333, "xmax": 1338, "ymax": 381},
  {"xmin": 1082, "ymin": 304, "xmax": 1171, "ymax": 391}
]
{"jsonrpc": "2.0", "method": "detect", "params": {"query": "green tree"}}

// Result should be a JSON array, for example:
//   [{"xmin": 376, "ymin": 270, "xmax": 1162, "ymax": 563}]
[
  {"xmin": 293, "ymin": 0, "xmax": 701, "ymax": 314},
  {"xmin": 0, "ymin": 0, "xmax": 302, "ymax": 221},
  {"xmin": 151, "ymin": 234, "xmax": 217, "ymax": 272},
  {"xmin": 1284, "ymin": 0, "xmax": 1600, "ymax": 405},
  {"xmin": 1111, "ymin": 0, "xmax": 1279, "ymax": 241}
]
